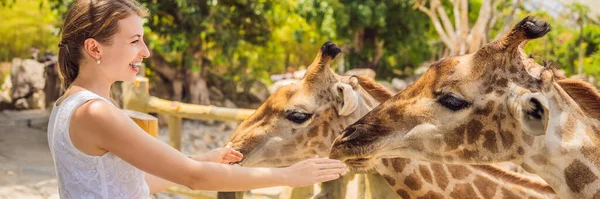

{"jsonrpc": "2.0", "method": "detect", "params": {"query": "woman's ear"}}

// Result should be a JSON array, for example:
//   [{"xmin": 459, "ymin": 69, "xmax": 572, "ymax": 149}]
[{"xmin": 84, "ymin": 38, "xmax": 102, "ymax": 60}]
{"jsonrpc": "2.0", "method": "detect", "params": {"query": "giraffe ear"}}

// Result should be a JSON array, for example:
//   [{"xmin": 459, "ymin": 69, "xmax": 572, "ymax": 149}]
[
  {"xmin": 334, "ymin": 81, "xmax": 359, "ymax": 116},
  {"xmin": 516, "ymin": 93, "xmax": 550, "ymax": 136}
]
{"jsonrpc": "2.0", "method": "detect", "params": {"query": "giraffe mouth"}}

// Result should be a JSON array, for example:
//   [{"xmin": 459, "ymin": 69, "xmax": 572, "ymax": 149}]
[{"xmin": 343, "ymin": 157, "xmax": 375, "ymax": 172}]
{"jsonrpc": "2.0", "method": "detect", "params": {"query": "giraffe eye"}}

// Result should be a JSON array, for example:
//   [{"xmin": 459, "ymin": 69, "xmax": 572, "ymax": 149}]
[
  {"xmin": 437, "ymin": 93, "xmax": 471, "ymax": 111},
  {"xmin": 286, "ymin": 111, "xmax": 312, "ymax": 124}
]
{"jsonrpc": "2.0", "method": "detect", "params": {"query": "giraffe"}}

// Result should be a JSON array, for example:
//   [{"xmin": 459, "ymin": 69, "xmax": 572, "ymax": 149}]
[
  {"xmin": 330, "ymin": 16, "xmax": 600, "ymax": 198},
  {"xmin": 227, "ymin": 41, "xmax": 557, "ymax": 198}
]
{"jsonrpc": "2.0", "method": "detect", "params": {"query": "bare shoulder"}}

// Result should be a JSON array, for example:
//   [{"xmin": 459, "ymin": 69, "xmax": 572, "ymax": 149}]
[{"xmin": 72, "ymin": 99, "xmax": 123, "ymax": 125}]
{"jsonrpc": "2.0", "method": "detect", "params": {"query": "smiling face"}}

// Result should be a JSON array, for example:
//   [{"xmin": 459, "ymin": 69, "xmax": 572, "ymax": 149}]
[
  {"xmin": 226, "ymin": 42, "xmax": 387, "ymax": 167},
  {"xmin": 98, "ymin": 15, "xmax": 150, "ymax": 82},
  {"xmin": 330, "ymin": 17, "xmax": 556, "ymax": 170}
]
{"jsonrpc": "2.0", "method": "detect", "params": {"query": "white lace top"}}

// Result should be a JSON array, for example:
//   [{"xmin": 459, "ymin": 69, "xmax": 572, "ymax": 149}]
[{"xmin": 47, "ymin": 90, "xmax": 150, "ymax": 199}]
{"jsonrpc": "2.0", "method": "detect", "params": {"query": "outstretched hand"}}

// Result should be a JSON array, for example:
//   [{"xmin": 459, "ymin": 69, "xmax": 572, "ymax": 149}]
[
  {"xmin": 282, "ymin": 155, "xmax": 347, "ymax": 187},
  {"xmin": 199, "ymin": 142, "xmax": 243, "ymax": 164}
]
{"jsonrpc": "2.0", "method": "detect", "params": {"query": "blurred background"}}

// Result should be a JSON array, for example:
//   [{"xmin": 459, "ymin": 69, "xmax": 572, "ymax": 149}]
[{"xmin": 0, "ymin": 0, "xmax": 598, "ymax": 198}]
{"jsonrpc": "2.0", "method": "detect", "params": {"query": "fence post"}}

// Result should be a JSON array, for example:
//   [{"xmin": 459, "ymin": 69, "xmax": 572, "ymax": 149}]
[
  {"xmin": 122, "ymin": 76, "xmax": 150, "ymax": 113},
  {"xmin": 168, "ymin": 115, "xmax": 182, "ymax": 151}
]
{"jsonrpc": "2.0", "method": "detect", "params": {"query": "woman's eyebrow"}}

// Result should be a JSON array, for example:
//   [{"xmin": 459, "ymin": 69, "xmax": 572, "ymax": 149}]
[{"xmin": 129, "ymin": 34, "xmax": 141, "ymax": 39}]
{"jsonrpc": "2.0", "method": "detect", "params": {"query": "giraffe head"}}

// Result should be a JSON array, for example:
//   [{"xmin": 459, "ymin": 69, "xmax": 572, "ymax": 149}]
[
  {"xmin": 330, "ymin": 16, "xmax": 565, "ymax": 170},
  {"xmin": 227, "ymin": 41, "xmax": 391, "ymax": 167}
]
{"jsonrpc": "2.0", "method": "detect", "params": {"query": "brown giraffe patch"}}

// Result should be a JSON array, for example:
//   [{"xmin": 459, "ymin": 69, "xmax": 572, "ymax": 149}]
[
  {"xmin": 404, "ymin": 170, "xmax": 423, "ymax": 191},
  {"xmin": 382, "ymin": 174, "xmax": 396, "ymax": 186},
  {"xmin": 565, "ymin": 159, "xmax": 598, "ymax": 193},
  {"xmin": 417, "ymin": 191, "xmax": 444, "ymax": 199},
  {"xmin": 530, "ymin": 154, "xmax": 549, "ymax": 165},
  {"xmin": 499, "ymin": 130, "xmax": 514, "ymax": 148},
  {"xmin": 474, "ymin": 175, "xmax": 498, "ymax": 199},
  {"xmin": 431, "ymin": 163, "xmax": 449, "ymax": 190},
  {"xmin": 483, "ymin": 130, "xmax": 498, "ymax": 153},
  {"xmin": 560, "ymin": 114, "xmax": 577, "ymax": 142},
  {"xmin": 445, "ymin": 124, "xmax": 466, "ymax": 151},
  {"xmin": 419, "ymin": 165, "xmax": 433, "ymax": 184},
  {"xmin": 391, "ymin": 158, "xmax": 412, "ymax": 173},
  {"xmin": 475, "ymin": 101, "xmax": 495, "ymax": 117},
  {"xmin": 522, "ymin": 134, "xmax": 534, "ymax": 146},
  {"xmin": 502, "ymin": 188, "xmax": 519, "ymax": 199},
  {"xmin": 321, "ymin": 121, "xmax": 331, "ymax": 137},
  {"xmin": 396, "ymin": 189, "xmax": 410, "ymax": 199},
  {"xmin": 447, "ymin": 165, "xmax": 471, "ymax": 180},
  {"xmin": 594, "ymin": 189, "xmax": 600, "ymax": 199},
  {"xmin": 517, "ymin": 147, "xmax": 525, "ymax": 155},
  {"xmin": 582, "ymin": 145, "xmax": 600, "ymax": 167},
  {"xmin": 449, "ymin": 183, "xmax": 478, "ymax": 199},
  {"xmin": 466, "ymin": 119, "xmax": 484, "ymax": 144},
  {"xmin": 458, "ymin": 149, "xmax": 480, "ymax": 160},
  {"xmin": 382, "ymin": 158, "xmax": 390, "ymax": 167},
  {"xmin": 307, "ymin": 125, "xmax": 319, "ymax": 138}
]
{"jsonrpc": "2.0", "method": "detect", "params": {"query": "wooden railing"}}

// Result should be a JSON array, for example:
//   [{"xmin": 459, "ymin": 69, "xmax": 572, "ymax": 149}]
[{"xmin": 122, "ymin": 77, "xmax": 256, "ymax": 150}]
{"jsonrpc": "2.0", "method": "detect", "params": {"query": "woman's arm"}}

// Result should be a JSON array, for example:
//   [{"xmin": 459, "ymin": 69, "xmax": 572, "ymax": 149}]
[
  {"xmin": 145, "ymin": 172, "xmax": 176, "ymax": 194},
  {"xmin": 70, "ymin": 100, "xmax": 345, "ymax": 191}
]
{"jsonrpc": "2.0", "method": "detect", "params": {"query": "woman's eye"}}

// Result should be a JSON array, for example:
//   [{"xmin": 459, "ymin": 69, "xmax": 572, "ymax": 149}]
[
  {"xmin": 286, "ymin": 112, "xmax": 312, "ymax": 124},
  {"xmin": 131, "ymin": 40, "xmax": 140, "ymax": 44},
  {"xmin": 437, "ymin": 93, "xmax": 471, "ymax": 111}
]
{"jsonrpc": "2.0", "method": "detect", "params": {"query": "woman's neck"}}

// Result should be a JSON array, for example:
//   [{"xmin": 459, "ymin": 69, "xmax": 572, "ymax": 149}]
[{"xmin": 70, "ymin": 64, "xmax": 113, "ymax": 99}]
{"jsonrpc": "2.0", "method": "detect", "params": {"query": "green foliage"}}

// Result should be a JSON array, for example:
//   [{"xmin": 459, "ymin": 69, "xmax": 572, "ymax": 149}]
[
  {"xmin": 298, "ymin": 0, "xmax": 434, "ymax": 79},
  {"xmin": 0, "ymin": 0, "xmax": 60, "ymax": 61}
]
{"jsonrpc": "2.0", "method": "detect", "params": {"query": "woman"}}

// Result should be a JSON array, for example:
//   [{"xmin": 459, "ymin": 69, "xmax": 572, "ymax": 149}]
[{"xmin": 48, "ymin": 0, "xmax": 346, "ymax": 198}]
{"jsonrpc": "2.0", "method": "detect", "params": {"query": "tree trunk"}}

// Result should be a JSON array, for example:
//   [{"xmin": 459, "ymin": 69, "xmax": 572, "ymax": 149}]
[{"xmin": 578, "ymin": 21, "xmax": 584, "ymax": 75}]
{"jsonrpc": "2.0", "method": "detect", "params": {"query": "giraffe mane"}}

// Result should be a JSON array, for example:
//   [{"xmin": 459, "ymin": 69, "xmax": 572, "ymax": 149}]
[
  {"xmin": 473, "ymin": 165, "xmax": 556, "ymax": 194},
  {"xmin": 355, "ymin": 75, "xmax": 393, "ymax": 103},
  {"xmin": 556, "ymin": 78, "xmax": 600, "ymax": 120}
]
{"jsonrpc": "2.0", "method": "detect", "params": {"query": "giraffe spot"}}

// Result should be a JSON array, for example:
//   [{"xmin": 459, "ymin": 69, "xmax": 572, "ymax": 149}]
[
  {"xmin": 495, "ymin": 89, "xmax": 505, "ymax": 96},
  {"xmin": 475, "ymin": 101, "xmax": 495, "ymax": 117},
  {"xmin": 466, "ymin": 120, "xmax": 484, "ymax": 144},
  {"xmin": 382, "ymin": 158, "xmax": 390, "ymax": 167},
  {"xmin": 582, "ymin": 145, "xmax": 600, "ymax": 167},
  {"xmin": 449, "ymin": 183, "xmax": 478, "ymax": 199},
  {"xmin": 517, "ymin": 147, "xmax": 524, "ymax": 155},
  {"xmin": 458, "ymin": 149, "xmax": 479, "ymax": 160},
  {"xmin": 499, "ymin": 131, "xmax": 514, "ymax": 149},
  {"xmin": 382, "ymin": 174, "xmax": 396, "ymax": 186},
  {"xmin": 509, "ymin": 65, "xmax": 518, "ymax": 73},
  {"xmin": 391, "ymin": 158, "xmax": 412, "ymax": 173},
  {"xmin": 594, "ymin": 189, "xmax": 600, "ymax": 199},
  {"xmin": 307, "ymin": 126, "xmax": 319, "ymax": 138},
  {"xmin": 447, "ymin": 165, "xmax": 471, "ymax": 180},
  {"xmin": 485, "ymin": 87, "xmax": 494, "ymax": 94},
  {"xmin": 474, "ymin": 175, "xmax": 498, "ymax": 199},
  {"xmin": 404, "ymin": 170, "xmax": 422, "ymax": 190},
  {"xmin": 522, "ymin": 134, "xmax": 534, "ymax": 146},
  {"xmin": 321, "ymin": 122, "xmax": 331, "ymax": 137},
  {"xmin": 565, "ymin": 159, "xmax": 598, "ymax": 193},
  {"xmin": 431, "ymin": 163, "xmax": 449, "ymax": 190},
  {"xmin": 560, "ymin": 115, "xmax": 577, "ymax": 142},
  {"xmin": 296, "ymin": 134, "xmax": 305, "ymax": 145},
  {"xmin": 396, "ymin": 189, "xmax": 410, "ymax": 199},
  {"xmin": 483, "ymin": 130, "xmax": 498, "ymax": 153},
  {"xmin": 530, "ymin": 154, "xmax": 548, "ymax": 165},
  {"xmin": 445, "ymin": 125, "xmax": 466, "ymax": 151},
  {"xmin": 502, "ymin": 188, "xmax": 520, "ymax": 199},
  {"xmin": 419, "ymin": 165, "xmax": 433, "ymax": 184},
  {"xmin": 416, "ymin": 191, "xmax": 444, "ymax": 199}
]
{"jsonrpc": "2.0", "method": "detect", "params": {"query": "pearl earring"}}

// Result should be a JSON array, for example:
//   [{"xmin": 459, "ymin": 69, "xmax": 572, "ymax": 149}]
[{"xmin": 96, "ymin": 59, "xmax": 101, "ymax": 65}]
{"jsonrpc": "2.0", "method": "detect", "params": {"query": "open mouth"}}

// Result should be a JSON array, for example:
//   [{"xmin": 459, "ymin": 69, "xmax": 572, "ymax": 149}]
[{"xmin": 129, "ymin": 62, "xmax": 141, "ymax": 71}]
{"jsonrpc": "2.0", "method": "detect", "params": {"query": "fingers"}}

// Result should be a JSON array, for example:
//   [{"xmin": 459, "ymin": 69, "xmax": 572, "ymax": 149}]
[
  {"xmin": 316, "ymin": 174, "xmax": 340, "ymax": 183},
  {"xmin": 317, "ymin": 162, "xmax": 346, "ymax": 170},
  {"xmin": 312, "ymin": 157, "xmax": 343, "ymax": 164},
  {"xmin": 315, "ymin": 167, "xmax": 346, "ymax": 176}
]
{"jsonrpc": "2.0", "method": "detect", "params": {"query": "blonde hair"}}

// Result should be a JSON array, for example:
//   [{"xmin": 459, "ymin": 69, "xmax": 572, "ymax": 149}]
[{"xmin": 57, "ymin": 0, "xmax": 148, "ymax": 91}]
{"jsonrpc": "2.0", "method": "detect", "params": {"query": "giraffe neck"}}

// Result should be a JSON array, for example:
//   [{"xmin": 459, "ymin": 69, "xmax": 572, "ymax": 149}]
[
  {"xmin": 520, "ymin": 82, "xmax": 600, "ymax": 198},
  {"xmin": 375, "ymin": 158, "xmax": 557, "ymax": 198}
]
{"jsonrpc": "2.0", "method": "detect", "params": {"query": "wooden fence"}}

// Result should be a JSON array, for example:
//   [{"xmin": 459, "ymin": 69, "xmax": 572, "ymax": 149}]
[{"xmin": 122, "ymin": 76, "xmax": 255, "ymax": 150}]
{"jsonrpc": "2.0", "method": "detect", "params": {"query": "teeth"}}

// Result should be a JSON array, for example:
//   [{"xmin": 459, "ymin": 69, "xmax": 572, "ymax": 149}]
[{"xmin": 129, "ymin": 62, "xmax": 141, "ymax": 67}]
